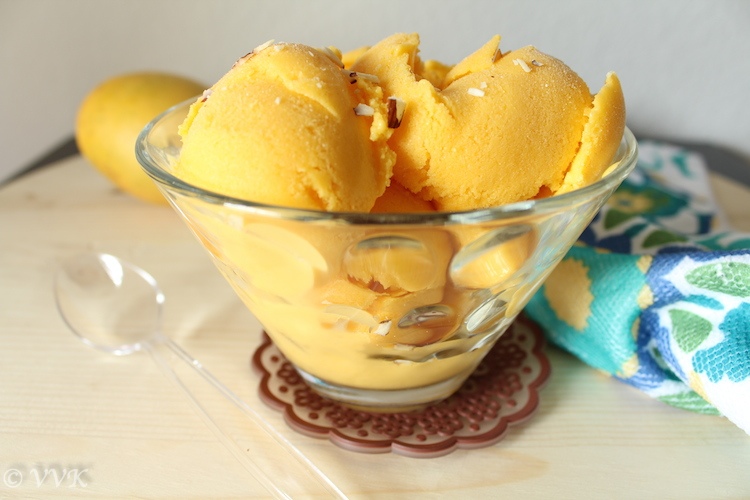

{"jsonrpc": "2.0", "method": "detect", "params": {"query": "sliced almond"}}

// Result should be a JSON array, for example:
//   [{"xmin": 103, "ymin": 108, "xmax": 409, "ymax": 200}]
[
  {"xmin": 387, "ymin": 96, "xmax": 405, "ymax": 128},
  {"xmin": 354, "ymin": 103, "xmax": 375, "ymax": 116}
]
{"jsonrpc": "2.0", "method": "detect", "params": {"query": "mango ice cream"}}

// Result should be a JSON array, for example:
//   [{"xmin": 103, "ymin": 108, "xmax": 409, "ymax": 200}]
[
  {"xmin": 176, "ymin": 41, "xmax": 395, "ymax": 211},
  {"xmin": 175, "ymin": 33, "xmax": 624, "ymax": 212},
  {"xmin": 168, "ymin": 33, "xmax": 627, "ymax": 409}
]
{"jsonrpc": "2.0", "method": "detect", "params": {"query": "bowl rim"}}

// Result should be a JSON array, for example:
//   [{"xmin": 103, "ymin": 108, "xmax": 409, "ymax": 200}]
[{"xmin": 136, "ymin": 98, "xmax": 639, "ymax": 225}]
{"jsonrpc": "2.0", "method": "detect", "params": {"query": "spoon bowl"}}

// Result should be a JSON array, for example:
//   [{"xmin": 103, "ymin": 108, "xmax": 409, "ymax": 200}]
[{"xmin": 55, "ymin": 252, "xmax": 163, "ymax": 355}]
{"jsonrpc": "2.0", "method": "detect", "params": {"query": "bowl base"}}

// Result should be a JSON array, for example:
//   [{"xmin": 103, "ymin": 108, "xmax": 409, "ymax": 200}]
[{"xmin": 294, "ymin": 366, "xmax": 470, "ymax": 413}]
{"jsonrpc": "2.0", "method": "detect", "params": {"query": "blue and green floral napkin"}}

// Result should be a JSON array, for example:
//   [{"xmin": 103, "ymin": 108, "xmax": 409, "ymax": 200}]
[{"xmin": 526, "ymin": 140, "xmax": 750, "ymax": 434}]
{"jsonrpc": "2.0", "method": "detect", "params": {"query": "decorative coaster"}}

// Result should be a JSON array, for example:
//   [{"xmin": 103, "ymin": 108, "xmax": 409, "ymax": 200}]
[{"xmin": 251, "ymin": 314, "xmax": 551, "ymax": 458}]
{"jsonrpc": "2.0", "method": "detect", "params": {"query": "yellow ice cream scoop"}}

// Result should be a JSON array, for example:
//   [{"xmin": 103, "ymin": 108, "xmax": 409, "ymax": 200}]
[
  {"xmin": 352, "ymin": 33, "xmax": 626, "ymax": 211},
  {"xmin": 175, "ymin": 41, "xmax": 396, "ymax": 212}
]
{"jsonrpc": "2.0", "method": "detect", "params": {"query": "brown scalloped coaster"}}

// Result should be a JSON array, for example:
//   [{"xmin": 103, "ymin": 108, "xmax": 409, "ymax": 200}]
[{"xmin": 251, "ymin": 314, "xmax": 550, "ymax": 458}]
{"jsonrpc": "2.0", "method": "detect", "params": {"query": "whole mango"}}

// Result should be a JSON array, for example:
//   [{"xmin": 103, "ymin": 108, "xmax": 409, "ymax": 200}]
[{"xmin": 76, "ymin": 72, "xmax": 205, "ymax": 204}]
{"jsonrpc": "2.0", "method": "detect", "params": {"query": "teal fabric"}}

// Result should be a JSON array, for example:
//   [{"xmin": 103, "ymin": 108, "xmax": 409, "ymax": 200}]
[{"xmin": 525, "ymin": 141, "xmax": 750, "ymax": 433}]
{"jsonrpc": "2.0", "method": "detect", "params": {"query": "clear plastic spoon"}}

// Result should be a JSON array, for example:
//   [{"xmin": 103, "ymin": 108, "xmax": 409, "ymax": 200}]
[{"xmin": 54, "ymin": 252, "xmax": 345, "ymax": 499}]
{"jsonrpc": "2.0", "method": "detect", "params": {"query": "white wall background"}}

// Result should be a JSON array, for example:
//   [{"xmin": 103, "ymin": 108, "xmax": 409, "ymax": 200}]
[{"xmin": 1, "ymin": 0, "xmax": 749, "ymax": 182}]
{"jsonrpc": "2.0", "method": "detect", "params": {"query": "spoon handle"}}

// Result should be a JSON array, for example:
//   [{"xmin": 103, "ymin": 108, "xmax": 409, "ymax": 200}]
[{"xmin": 148, "ymin": 335, "xmax": 346, "ymax": 498}]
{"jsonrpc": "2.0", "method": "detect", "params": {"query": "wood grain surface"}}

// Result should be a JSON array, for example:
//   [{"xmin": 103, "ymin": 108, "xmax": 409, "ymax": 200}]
[{"xmin": 1, "ymin": 157, "xmax": 748, "ymax": 498}]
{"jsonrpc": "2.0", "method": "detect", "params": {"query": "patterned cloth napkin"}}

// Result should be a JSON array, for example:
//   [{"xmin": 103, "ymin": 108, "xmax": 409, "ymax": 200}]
[{"xmin": 526, "ymin": 140, "xmax": 750, "ymax": 434}]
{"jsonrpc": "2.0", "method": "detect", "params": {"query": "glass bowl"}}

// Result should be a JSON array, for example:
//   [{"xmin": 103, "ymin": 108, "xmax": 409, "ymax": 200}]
[{"xmin": 137, "ymin": 100, "xmax": 638, "ymax": 412}]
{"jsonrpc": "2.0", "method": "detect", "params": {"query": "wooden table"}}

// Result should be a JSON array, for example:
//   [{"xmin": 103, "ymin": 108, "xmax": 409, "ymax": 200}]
[{"xmin": 1, "ymin": 156, "xmax": 749, "ymax": 498}]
